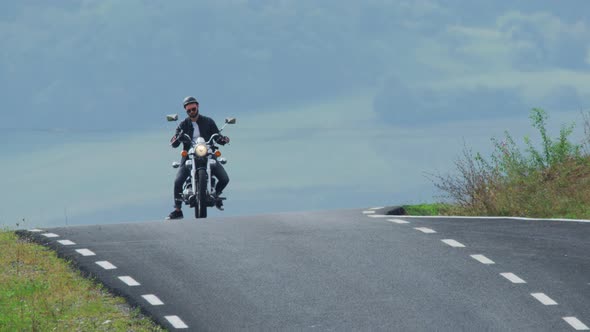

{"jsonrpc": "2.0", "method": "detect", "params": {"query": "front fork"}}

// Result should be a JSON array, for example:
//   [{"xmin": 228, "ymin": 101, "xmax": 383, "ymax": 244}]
[
  {"xmin": 191, "ymin": 156, "xmax": 213, "ymax": 197},
  {"xmin": 207, "ymin": 156, "xmax": 213, "ymax": 195},
  {"xmin": 190, "ymin": 158, "xmax": 197, "ymax": 199}
]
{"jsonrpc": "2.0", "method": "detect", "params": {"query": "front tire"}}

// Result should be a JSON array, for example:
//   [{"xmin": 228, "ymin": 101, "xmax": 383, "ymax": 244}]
[{"xmin": 196, "ymin": 169, "xmax": 208, "ymax": 218}]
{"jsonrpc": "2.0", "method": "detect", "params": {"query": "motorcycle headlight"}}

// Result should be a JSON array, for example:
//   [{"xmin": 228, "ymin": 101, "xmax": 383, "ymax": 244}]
[{"xmin": 195, "ymin": 144, "xmax": 208, "ymax": 157}]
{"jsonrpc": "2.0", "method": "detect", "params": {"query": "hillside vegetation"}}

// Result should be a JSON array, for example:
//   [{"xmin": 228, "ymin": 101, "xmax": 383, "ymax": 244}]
[{"xmin": 429, "ymin": 108, "xmax": 590, "ymax": 219}]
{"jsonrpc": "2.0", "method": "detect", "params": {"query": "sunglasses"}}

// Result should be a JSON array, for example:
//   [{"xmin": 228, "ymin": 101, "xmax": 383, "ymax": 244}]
[{"xmin": 187, "ymin": 107, "xmax": 198, "ymax": 113}]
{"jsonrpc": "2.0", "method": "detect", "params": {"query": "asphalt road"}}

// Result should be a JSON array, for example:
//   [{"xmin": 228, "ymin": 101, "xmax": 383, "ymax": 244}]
[{"xmin": 19, "ymin": 208, "xmax": 590, "ymax": 331}]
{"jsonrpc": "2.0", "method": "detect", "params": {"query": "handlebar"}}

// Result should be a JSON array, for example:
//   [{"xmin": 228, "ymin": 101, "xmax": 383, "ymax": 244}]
[
  {"xmin": 175, "ymin": 131, "xmax": 222, "ymax": 147},
  {"xmin": 207, "ymin": 133, "xmax": 221, "ymax": 145},
  {"xmin": 173, "ymin": 120, "xmax": 231, "ymax": 147}
]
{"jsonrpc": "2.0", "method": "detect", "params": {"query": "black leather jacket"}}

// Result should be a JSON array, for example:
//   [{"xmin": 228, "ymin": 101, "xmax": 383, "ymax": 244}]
[{"xmin": 170, "ymin": 115, "xmax": 225, "ymax": 164}]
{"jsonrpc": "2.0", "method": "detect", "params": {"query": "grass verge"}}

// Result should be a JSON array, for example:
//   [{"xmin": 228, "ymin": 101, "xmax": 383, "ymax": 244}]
[
  {"xmin": 0, "ymin": 230, "xmax": 163, "ymax": 331},
  {"xmin": 402, "ymin": 203, "xmax": 453, "ymax": 216}
]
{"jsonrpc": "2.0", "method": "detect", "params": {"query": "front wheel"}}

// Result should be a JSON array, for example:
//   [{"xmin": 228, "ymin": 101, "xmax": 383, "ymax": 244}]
[{"xmin": 195, "ymin": 169, "xmax": 208, "ymax": 218}]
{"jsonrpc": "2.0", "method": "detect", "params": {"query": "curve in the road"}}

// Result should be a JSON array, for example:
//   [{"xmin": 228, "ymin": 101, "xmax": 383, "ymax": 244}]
[{"xmin": 363, "ymin": 208, "xmax": 590, "ymax": 331}]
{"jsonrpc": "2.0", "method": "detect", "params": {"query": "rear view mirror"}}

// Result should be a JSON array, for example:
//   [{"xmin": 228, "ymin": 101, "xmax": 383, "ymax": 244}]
[
  {"xmin": 167, "ymin": 114, "xmax": 179, "ymax": 122},
  {"xmin": 225, "ymin": 117, "xmax": 236, "ymax": 124}
]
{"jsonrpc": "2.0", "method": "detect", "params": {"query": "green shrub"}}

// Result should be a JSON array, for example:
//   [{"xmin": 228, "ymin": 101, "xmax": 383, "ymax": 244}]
[{"xmin": 431, "ymin": 108, "xmax": 590, "ymax": 219}]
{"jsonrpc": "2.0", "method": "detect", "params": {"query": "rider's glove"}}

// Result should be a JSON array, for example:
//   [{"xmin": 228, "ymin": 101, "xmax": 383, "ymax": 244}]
[
  {"xmin": 170, "ymin": 134, "xmax": 181, "ymax": 148},
  {"xmin": 218, "ymin": 136, "xmax": 230, "ymax": 145}
]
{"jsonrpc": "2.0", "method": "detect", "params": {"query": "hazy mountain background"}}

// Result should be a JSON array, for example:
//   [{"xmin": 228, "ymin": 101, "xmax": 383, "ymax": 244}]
[{"xmin": 1, "ymin": 1, "xmax": 589, "ymax": 227}]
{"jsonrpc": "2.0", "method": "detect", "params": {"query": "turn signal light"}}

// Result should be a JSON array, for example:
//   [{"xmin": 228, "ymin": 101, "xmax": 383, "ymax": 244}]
[
  {"xmin": 215, "ymin": 150, "xmax": 222, "ymax": 157},
  {"xmin": 181, "ymin": 150, "xmax": 188, "ymax": 157}
]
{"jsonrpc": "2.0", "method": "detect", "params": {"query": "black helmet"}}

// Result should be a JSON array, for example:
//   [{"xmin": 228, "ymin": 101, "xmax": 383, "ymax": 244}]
[{"xmin": 182, "ymin": 96, "xmax": 199, "ymax": 108}]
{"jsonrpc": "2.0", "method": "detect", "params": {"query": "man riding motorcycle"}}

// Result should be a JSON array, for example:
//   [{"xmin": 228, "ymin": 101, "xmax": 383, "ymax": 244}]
[{"xmin": 166, "ymin": 96, "xmax": 230, "ymax": 220}]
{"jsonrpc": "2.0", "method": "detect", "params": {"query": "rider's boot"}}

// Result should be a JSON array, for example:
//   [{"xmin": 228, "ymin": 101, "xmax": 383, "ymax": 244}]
[
  {"xmin": 166, "ymin": 209, "xmax": 184, "ymax": 220},
  {"xmin": 213, "ymin": 192, "xmax": 224, "ymax": 211}
]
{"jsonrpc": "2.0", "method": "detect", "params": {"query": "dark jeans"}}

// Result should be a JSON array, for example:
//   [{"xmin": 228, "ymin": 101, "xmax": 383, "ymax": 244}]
[{"xmin": 174, "ymin": 162, "xmax": 229, "ymax": 208}]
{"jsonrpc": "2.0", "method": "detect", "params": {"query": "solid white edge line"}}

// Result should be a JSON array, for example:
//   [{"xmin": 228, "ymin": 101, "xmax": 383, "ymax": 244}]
[
  {"xmin": 414, "ymin": 227, "xmax": 436, "ymax": 234},
  {"xmin": 165, "ymin": 315, "xmax": 188, "ymax": 329},
  {"xmin": 531, "ymin": 292, "xmax": 558, "ymax": 305},
  {"xmin": 29, "ymin": 229, "xmax": 43, "ymax": 232},
  {"xmin": 500, "ymin": 272, "xmax": 526, "ymax": 284},
  {"xmin": 41, "ymin": 233, "xmax": 59, "ymax": 238},
  {"xmin": 563, "ymin": 317, "xmax": 590, "ymax": 330},
  {"xmin": 142, "ymin": 294, "xmax": 164, "ymax": 306},
  {"xmin": 75, "ymin": 249, "xmax": 96, "ymax": 256},
  {"xmin": 369, "ymin": 207, "xmax": 385, "ymax": 210},
  {"xmin": 57, "ymin": 240, "xmax": 76, "ymax": 246},
  {"xmin": 388, "ymin": 219, "xmax": 409, "ymax": 224},
  {"xmin": 362, "ymin": 210, "xmax": 376, "ymax": 214},
  {"xmin": 441, "ymin": 239, "xmax": 466, "ymax": 248},
  {"xmin": 470, "ymin": 254, "xmax": 495, "ymax": 264},
  {"xmin": 393, "ymin": 215, "xmax": 590, "ymax": 223},
  {"xmin": 95, "ymin": 261, "xmax": 117, "ymax": 270},
  {"xmin": 366, "ymin": 215, "xmax": 389, "ymax": 218},
  {"xmin": 118, "ymin": 276, "xmax": 141, "ymax": 286}
]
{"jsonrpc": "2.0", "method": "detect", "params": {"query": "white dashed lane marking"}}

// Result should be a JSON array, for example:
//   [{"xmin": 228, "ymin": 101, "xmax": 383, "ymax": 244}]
[
  {"xmin": 369, "ymin": 207, "xmax": 384, "ymax": 210},
  {"xmin": 95, "ymin": 261, "xmax": 117, "ymax": 270},
  {"xmin": 367, "ymin": 206, "xmax": 587, "ymax": 329},
  {"xmin": 414, "ymin": 227, "xmax": 436, "ymax": 234},
  {"xmin": 388, "ymin": 219, "xmax": 409, "ymax": 224},
  {"xmin": 531, "ymin": 293, "xmax": 558, "ymax": 305},
  {"xmin": 563, "ymin": 317, "xmax": 590, "ymax": 330},
  {"xmin": 58, "ymin": 240, "xmax": 76, "ymax": 245},
  {"xmin": 142, "ymin": 294, "xmax": 164, "ymax": 306},
  {"xmin": 165, "ymin": 315, "xmax": 189, "ymax": 329},
  {"xmin": 470, "ymin": 254, "xmax": 495, "ymax": 265},
  {"xmin": 441, "ymin": 239, "xmax": 466, "ymax": 248},
  {"xmin": 118, "ymin": 276, "xmax": 141, "ymax": 286},
  {"xmin": 42, "ymin": 233, "xmax": 59, "ymax": 238},
  {"xmin": 500, "ymin": 273, "xmax": 526, "ymax": 284},
  {"xmin": 75, "ymin": 249, "xmax": 96, "ymax": 256},
  {"xmin": 29, "ymin": 229, "xmax": 43, "ymax": 232}
]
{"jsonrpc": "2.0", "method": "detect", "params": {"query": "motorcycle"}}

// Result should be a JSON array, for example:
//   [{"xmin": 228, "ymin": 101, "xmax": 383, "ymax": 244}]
[{"xmin": 167, "ymin": 114, "xmax": 236, "ymax": 219}]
